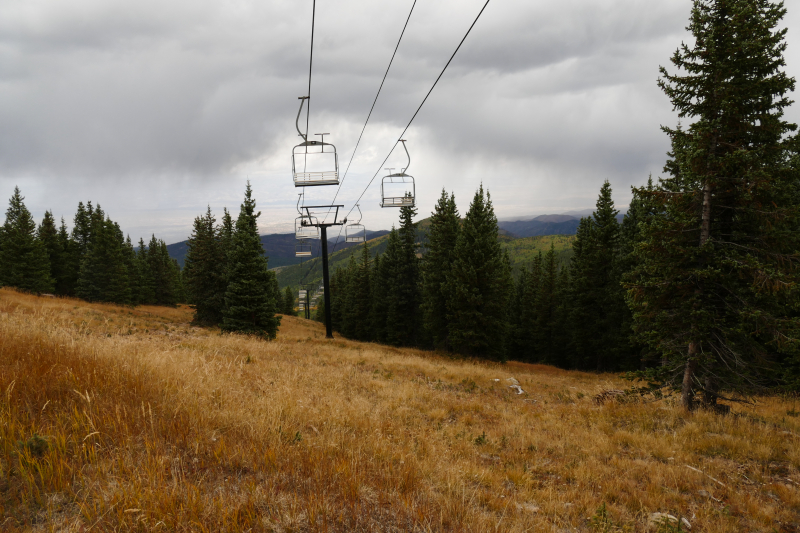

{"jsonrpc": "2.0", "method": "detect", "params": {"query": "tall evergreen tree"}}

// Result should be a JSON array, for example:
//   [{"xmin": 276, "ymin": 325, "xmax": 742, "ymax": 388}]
[
  {"xmin": 370, "ymin": 252, "xmax": 390, "ymax": 343},
  {"xmin": 421, "ymin": 190, "xmax": 460, "ymax": 350},
  {"xmin": 385, "ymin": 203, "xmax": 421, "ymax": 346},
  {"xmin": 137, "ymin": 238, "xmax": 156, "ymax": 305},
  {"xmin": 534, "ymin": 244, "xmax": 566, "ymax": 366},
  {"xmin": 626, "ymin": 0, "xmax": 800, "ymax": 409},
  {"xmin": 184, "ymin": 207, "xmax": 227, "ymax": 325},
  {"xmin": 351, "ymin": 243, "xmax": 373, "ymax": 341},
  {"xmin": 37, "ymin": 210, "xmax": 65, "ymax": 293},
  {"xmin": 221, "ymin": 183, "xmax": 280, "ymax": 338},
  {"xmin": 568, "ymin": 182, "xmax": 631, "ymax": 370},
  {"xmin": 282, "ymin": 286, "xmax": 295, "ymax": 315},
  {"xmin": 445, "ymin": 185, "xmax": 512, "ymax": 360},
  {"xmin": 0, "ymin": 187, "xmax": 53, "ymax": 293},
  {"xmin": 57, "ymin": 217, "xmax": 77, "ymax": 295},
  {"xmin": 76, "ymin": 217, "xmax": 131, "ymax": 304}
]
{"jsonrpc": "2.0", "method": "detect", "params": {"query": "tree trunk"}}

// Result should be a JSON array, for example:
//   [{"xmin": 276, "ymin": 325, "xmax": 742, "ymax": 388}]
[
  {"xmin": 700, "ymin": 181, "xmax": 712, "ymax": 247},
  {"xmin": 702, "ymin": 374, "xmax": 718, "ymax": 407},
  {"xmin": 682, "ymin": 342, "xmax": 699, "ymax": 411}
]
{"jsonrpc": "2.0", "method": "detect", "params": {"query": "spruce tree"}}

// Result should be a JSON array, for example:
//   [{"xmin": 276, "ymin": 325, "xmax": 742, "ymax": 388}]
[
  {"xmin": 371, "ymin": 252, "xmax": 389, "ymax": 343},
  {"xmin": 76, "ymin": 217, "xmax": 131, "ymax": 304},
  {"xmin": 534, "ymin": 244, "xmax": 563, "ymax": 366},
  {"xmin": 568, "ymin": 182, "xmax": 631, "ymax": 370},
  {"xmin": 385, "ymin": 203, "xmax": 420, "ymax": 346},
  {"xmin": 0, "ymin": 187, "xmax": 54, "ymax": 293},
  {"xmin": 185, "ymin": 207, "xmax": 227, "ymax": 325},
  {"xmin": 137, "ymin": 238, "xmax": 156, "ymax": 305},
  {"xmin": 221, "ymin": 183, "xmax": 280, "ymax": 338},
  {"xmin": 626, "ymin": 0, "xmax": 800, "ymax": 409},
  {"xmin": 445, "ymin": 185, "xmax": 512, "ymax": 360},
  {"xmin": 37, "ymin": 210, "xmax": 64, "ymax": 293},
  {"xmin": 282, "ymin": 286, "xmax": 295, "ymax": 315},
  {"xmin": 421, "ymin": 190, "xmax": 460, "ymax": 350},
  {"xmin": 340, "ymin": 255, "xmax": 359, "ymax": 338},
  {"xmin": 124, "ymin": 235, "xmax": 141, "ymax": 305},
  {"xmin": 57, "ymin": 217, "xmax": 77, "ymax": 295},
  {"xmin": 351, "ymin": 243, "xmax": 373, "ymax": 341}
]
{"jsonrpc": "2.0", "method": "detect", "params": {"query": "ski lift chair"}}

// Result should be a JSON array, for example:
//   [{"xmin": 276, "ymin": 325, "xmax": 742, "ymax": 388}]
[
  {"xmin": 380, "ymin": 140, "xmax": 415, "ymax": 208},
  {"xmin": 295, "ymin": 216, "xmax": 320, "ymax": 240},
  {"xmin": 295, "ymin": 239, "xmax": 312, "ymax": 257},
  {"xmin": 299, "ymin": 289, "xmax": 307, "ymax": 299},
  {"xmin": 345, "ymin": 204, "xmax": 366, "ymax": 243},
  {"xmin": 292, "ymin": 97, "xmax": 339, "ymax": 186}
]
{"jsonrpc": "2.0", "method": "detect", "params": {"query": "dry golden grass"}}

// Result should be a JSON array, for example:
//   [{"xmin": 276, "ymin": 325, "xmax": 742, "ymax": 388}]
[{"xmin": 0, "ymin": 288, "xmax": 798, "ymax": 532}]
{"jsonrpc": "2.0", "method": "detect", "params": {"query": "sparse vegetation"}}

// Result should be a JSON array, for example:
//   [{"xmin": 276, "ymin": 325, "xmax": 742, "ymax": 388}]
[{"xmin": 1, "ymin": 288, "xmax": 798, "ymax": 531}]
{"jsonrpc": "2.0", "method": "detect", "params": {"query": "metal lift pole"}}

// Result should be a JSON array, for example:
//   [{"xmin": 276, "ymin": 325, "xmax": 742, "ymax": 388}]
[{"xmin": 320, "ymin": 225, "xmax": 334, "ymax": 338}]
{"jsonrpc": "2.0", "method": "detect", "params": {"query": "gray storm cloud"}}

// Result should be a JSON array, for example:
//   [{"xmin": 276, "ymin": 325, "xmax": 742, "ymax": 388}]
[{"xmin": 1, "ymin": 0, "xmax": 799, "ymax": 243}]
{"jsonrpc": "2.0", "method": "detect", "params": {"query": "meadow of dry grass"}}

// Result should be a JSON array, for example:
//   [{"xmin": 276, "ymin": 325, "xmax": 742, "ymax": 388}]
[{"xmin": 0, "ymin": 287, "xmax": 798, "ymax": 532}]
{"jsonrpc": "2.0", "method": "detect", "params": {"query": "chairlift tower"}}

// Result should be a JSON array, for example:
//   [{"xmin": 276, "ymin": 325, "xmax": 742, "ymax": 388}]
[{"xmin": 298, "ymin": 204, "xmax": 346, "ymax": 338}]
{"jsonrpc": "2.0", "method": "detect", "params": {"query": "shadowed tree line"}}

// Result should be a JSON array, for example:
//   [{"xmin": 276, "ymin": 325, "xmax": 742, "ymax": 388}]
[{"xmin": 0, "ymin": 187, "xmax": 183, "ymax": 306}]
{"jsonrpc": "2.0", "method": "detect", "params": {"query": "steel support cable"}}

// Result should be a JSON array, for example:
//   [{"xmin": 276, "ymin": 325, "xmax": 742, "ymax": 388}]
[
  {"xmin": 306, "ymin": 0, "xmax": 316, "ymax": 139},
  {"xmin": 329, "ymin": 0, "xmax": 491, "ymax": 253},
  {"xmin": 323, "ymin": 0, "xmax": 418, "ymax": 222}
]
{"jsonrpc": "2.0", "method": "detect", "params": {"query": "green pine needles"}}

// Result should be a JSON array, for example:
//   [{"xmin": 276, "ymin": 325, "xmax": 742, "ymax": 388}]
[
  {"xmin": 220, "ymin": 182, "xmax": 280, "ymax": 339},
  {"xmin": 626, "ymin": 0, "xmax": 800, "ymax": 408}
]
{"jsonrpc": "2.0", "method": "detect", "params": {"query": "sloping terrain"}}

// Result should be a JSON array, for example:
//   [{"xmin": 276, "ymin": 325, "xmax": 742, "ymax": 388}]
[{"xmin": 0, "ymin": 288, "xmax": 797, "ymax": 532}]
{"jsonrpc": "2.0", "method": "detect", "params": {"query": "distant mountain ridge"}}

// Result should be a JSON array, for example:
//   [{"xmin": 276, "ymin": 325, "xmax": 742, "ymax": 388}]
[
  {"xmin": 496, "ymin": 213, "xmax": 625, "ymax": 238},
  {"xmin": 497, "ymin": 215, "xmax": 581, "ymax": 238},
  {"xmin": 166, "ymin": 230, "xmax": 390, "ymax": 268}
]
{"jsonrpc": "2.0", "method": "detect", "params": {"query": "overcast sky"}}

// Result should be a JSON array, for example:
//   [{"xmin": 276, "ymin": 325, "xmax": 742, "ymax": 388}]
[{"xmin": 2, "ymin": 0, "xmax": 800, "ymax": 244}]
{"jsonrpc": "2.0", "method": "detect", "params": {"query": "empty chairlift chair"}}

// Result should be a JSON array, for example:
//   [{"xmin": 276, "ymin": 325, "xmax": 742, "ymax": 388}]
[
  {"xmin": 380, "ymin": 140, "xmax": 415, "ymax": 208},
  {"xmin": 345, "ymin": 204, "xmax": 366, "ymax": 243},
  {"xmin": 295, "ymin": 240, "xmax": 312, "ymax": 257},
  {"xmin": 295, "ymin": 215, "xmax": 320, "ymax": 240},
  {"xmin": 292, "ymin": 97, "xmax": 339, "ymax": 187}
]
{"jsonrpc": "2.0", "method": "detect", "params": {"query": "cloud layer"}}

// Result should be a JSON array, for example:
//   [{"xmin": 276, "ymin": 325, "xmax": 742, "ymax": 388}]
[{"xmin": 1, "ymin": 0, "xmax": 799, "ymax": 243}]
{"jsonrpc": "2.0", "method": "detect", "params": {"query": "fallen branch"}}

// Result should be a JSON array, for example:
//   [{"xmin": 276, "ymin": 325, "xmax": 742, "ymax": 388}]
[{"xmin": 685, "ymin": 465, "xmax": 727, "ymax": 488}]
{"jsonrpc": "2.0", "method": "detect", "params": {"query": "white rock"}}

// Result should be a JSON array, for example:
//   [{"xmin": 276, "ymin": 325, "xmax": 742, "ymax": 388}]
[{"xmin": 506, "ymin": 377, "xmax": 520, "ymax": 385}]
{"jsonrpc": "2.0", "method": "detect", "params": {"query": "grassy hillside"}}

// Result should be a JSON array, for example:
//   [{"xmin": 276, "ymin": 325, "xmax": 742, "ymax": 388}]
[{"xmin": 1, "ymin": 288, "xmax": 797, "ymax": 531}]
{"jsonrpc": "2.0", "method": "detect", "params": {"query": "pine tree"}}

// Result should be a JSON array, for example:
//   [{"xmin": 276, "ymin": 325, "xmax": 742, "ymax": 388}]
[
  {"xmin": 37, "ymin": 210, "xmax": 64, "ymax": 293},
  {"xmin": 124, "ymin": 235, "xmax": 141, "ymax": 305},
  {"xmin": 281, "ymin": 286, "xmax": 295, "ymax": 315},
  {"xmin": 0, "ymin": 187, "xmax": 54, "ymax": 293},
  {"xmin": 76, "ymin": 217, "xmax": 131, "ymax": 304},
  {"xmin": 385, "ymin": 203, "xmax": 420, "ymax": 346},
  {"xmin": 627, "ymin": 0, "xmax": 800, "ymax": 409},
  {"xmin": 137, "ymin": 238, "xmax": 155, "ymax": 305},
  {"xmin": 221, "ymin": 183, "xmax": 280, "ymax": 338},
  {"xmin": 57, "ymin": 217, "xmax": 77, "ymax": 295},
  {"xmin": 340, "ymin": 255, "xmax": 359, "ymax": 338},
  {"xmin": 534, "ymin": 244, "xmax": 564, "ymax": 366},
  {"xmin": 370, "ymin": 252, "xmax": 389, "ymax": 343},
  {"xmin": 445, "ymin": 185, "xmax": 512, "ymax": 360},
  {"xmin": 372, "ymin": 236, "xmax": 400, "ymax": 344},
  {"xmin": 185, "ymin": 207, "xmax": 227, "ymax": 325},
  {"xmin": 350, "ymin": 243, "xmax": 373, "ymax": 341},
  {"xmin": 421, "ymin": 190, "xmax": 460, "ymax": 350},
  {"xmin": 568, "ymin": 182, "xmax": 631, "ymax": 370}
]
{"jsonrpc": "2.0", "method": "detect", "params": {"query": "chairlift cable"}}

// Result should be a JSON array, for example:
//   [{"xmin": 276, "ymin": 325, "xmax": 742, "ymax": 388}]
[
  {"xmin": 323, "ymin": 0, "xmax": 418, "ymax": 221},
  {"xmin": 306, "ymin": 0, "xmax": 316, "ymax": 140},
  {"xmin": 329, "ymin": 0, "xmax": 492, "ymax": 253}
]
